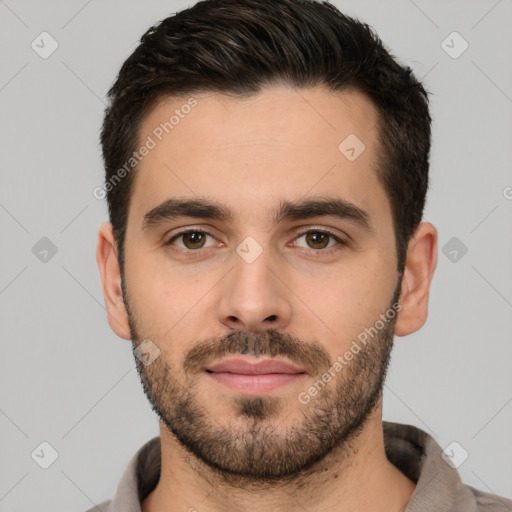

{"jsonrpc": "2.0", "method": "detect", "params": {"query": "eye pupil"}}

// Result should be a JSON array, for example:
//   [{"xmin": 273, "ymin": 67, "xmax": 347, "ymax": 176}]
[
  {"xmin": 306, "ymin": 232, "xmax": 329, "ymax": 249},
  {"xmin": 183, "ymin": 232, "xmax": 206, "ymax": 249}
]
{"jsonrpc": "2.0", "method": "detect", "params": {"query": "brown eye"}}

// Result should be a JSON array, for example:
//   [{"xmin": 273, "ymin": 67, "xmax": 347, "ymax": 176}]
[
  {"xmin": 295, "ymin": 229, "xmax": 343, "ymax": 251},
  {"xmin": 167, "ymin": 230, "xmax": 215, "ymax": 250},
  {"xmin": 181, "ymin": 232, "xmax": 207, "ymax": 249},
  {"xmin": 304, "ymin": 232, "xmax": 330, "ymax": 249}
]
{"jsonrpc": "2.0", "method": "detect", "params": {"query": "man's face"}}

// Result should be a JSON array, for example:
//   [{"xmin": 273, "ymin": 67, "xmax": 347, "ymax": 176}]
[{"xmin": 120, "ymin": 84, "xmax": 401, "ymax": 479}]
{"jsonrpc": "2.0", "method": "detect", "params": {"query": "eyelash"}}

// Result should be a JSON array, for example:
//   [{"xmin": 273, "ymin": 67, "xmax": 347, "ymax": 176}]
[{"xmin": 164, "ymin": 227, "xmax": 347, "ymax": 257}]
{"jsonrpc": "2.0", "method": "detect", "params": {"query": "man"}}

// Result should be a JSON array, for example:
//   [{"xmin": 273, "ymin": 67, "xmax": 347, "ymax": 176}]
[{"xmin": 91, "ymin": 0, "xmax": 511, "ymax": 511}]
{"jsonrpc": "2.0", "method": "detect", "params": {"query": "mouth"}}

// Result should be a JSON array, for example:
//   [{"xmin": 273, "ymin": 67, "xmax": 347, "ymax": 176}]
[{"xmin": 204, "ymin": 357, "xmax": 308, "ymax": 395}]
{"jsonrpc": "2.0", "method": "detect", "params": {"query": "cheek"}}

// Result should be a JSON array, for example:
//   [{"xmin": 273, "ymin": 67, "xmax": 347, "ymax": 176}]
[
  {"xmin": 296, "ymin": 257, "xmax": 395, "ymax": 347},
  {"xmin": 301, "ymin": 282, "xmax": 370, "ymax": 350},
  {"xmin": 124, "ymin": 251, "xmax": 216, "ymax": 337}
]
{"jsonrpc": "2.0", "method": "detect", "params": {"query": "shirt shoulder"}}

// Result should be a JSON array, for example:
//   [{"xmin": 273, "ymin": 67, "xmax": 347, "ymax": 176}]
[
  {"xmin": 467, "ymin": 485, "xmax": 512, "ymax": 512},
  {"xmin": 83, "ymin": 436, "xmax": 160, "ymax": 512},
  {"xmin": 84, "ymin": 498, "xmax": 112, "ymax": 512},
  {"xmin": 383, "ymin": 421, "xmax": 511, "ymax": 512}
]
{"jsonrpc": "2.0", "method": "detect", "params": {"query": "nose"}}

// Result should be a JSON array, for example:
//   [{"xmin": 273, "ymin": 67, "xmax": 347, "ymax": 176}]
[{"xmin": 216, "ymin": 242, "xmax": 293, "ymax": 333}]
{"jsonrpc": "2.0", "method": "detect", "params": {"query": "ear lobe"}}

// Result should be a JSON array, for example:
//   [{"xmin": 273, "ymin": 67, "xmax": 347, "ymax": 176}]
[
  {"xmin": 96, "ymin": 222, "xmax": 132, "ymax": 340},
  {"xmin": 394, "ymin": 222, "xmax": 438, "ymax": 337}
]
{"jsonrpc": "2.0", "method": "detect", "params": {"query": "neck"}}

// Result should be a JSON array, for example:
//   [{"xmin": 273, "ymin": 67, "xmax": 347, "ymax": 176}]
[{"xmin": 142, "ymin": 405, "xmax": 416, "ymax": 512}]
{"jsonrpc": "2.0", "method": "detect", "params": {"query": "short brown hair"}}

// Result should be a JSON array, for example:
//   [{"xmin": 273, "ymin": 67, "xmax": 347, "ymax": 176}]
[{"xmin": 100, "ymin": 0, "xmax": 431, "ymax": 274}]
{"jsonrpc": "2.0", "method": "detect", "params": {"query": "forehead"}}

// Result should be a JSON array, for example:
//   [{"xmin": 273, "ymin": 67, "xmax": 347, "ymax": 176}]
[{"xmin": 130, "ymin": 84, "xmax": 388, "ymax": 228}]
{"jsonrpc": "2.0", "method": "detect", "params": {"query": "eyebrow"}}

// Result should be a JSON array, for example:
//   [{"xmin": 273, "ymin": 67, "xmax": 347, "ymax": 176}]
[{"xmin": 141, "ymin": 196, "xmax": 372, "ymax": 232}]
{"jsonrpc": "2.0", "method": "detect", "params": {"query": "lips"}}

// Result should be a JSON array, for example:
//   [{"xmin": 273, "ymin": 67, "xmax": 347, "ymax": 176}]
[
  {"xmin": 204, "ymin": 357, "xmax": 306, "ymax": 375},
  {"xmin": 204, "ymin": 357, "xmax": 307, "ymax": 394}
]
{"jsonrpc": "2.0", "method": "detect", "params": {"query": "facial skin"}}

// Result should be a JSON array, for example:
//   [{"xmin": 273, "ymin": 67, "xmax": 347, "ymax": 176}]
[{"xmin": 97, "ymin": 84, "xmax": 437, "ymax": 512}]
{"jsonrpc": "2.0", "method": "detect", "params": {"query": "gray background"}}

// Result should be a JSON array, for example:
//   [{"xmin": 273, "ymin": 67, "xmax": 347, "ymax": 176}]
[{"xmin": 1, "ymin": 0, "xmax": 511, "ymax": 510}]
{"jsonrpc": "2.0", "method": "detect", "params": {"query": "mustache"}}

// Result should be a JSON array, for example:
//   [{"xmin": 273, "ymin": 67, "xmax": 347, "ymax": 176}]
[{"xmin": 183, "ymin": 328, "xmax": 332, "ymax": 376}]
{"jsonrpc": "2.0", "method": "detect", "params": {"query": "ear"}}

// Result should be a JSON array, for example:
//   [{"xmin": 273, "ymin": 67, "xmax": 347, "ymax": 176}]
[
  {"xmin": 96, "ymin": 222, "xmax": 132, "ymax": 340},
  {"xmin": 394, "ymin": 222, "xmax": 438, "ymax": 337}
]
